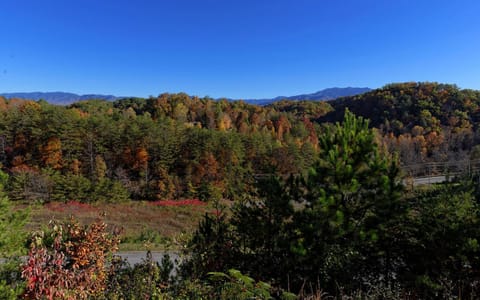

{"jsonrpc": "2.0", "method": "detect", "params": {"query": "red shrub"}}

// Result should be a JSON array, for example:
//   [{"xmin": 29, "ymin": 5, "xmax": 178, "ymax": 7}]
[
  {"xmin": 44, "ymin": 200, "xmax": 97, "ymax": 213},
  {"xmin": 149, "ymin": 199, "xmax": 206, "ymax": 207},
  {"xmin": 22, "ymin": 217, "xmax": 120, "ymax": 299},
  {"xmin": 66, "ymin": 200, "xmax": 95, "ymax": 211}
]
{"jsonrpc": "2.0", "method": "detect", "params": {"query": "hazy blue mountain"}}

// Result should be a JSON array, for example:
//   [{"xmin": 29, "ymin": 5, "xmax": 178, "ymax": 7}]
[
  {"xmin": 0, "ymin": 92, "xmax": 118, "ymax": 105},
  {"xmin": 243, "ymin": 87, "xmax": 372, "ymax": 105},
  {"xmin": 1, "ymin": 87, "xmax": 371, "ymax": 106}
]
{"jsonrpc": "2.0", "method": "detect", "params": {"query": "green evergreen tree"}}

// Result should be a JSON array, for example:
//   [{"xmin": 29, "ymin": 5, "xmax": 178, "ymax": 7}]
[
  {"xmin": 230, "ymin": 175, "xmax": 297, "ymax": 284},
  {"xmin": 0, "ymin": 169, "xmax": 28, "ymax": 257},
  {"xmin": 292, "ymin": 110, "xmax": 403, "ymax": 292},
  {"xmin": 92, "ymin": 178, "xmax": 129, "ymax": 203},
  {"xmin": 0, "ymin": 169, "xmax": 28, "ymax": 299},
  {"xmin": 185, "ymin": 110, "xmax": 404, "ymax": 295},
  {"xmin": 401, "ymin": 181, "xmax": 480, "ymax": 298}
]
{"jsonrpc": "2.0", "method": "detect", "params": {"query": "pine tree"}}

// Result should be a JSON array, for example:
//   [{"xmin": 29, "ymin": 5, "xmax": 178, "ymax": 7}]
[
  {"xmin": 0, "ymin": 168, "xmax": 29, "ymax": 257},
  {"xmin": 293, "ymin": 109, "xmax": 403, "ymax": 292}
]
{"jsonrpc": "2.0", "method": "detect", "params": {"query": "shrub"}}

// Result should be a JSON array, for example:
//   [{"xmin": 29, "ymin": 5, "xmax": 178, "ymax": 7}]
[
  {"xmin": 21, "ymin": 216, "xmax": 120, "ymax": 299},
  {"xmin": 105, "ymin": 251, "xmax": 174, "ymax": 299},
  {"xmin": 208, "ymin": 269, "xmax": 273, "ymax": 300},
  {"xmin": 0, "ymin": 258, "xmax": 25, "ymax": 299}
]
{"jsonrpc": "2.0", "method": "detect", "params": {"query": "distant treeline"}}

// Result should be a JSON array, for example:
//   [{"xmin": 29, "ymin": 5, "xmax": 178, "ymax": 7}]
[
  {"xmin": 0, "ymin": 94, "xmax": 325, "ymax": 202},
  {"xmin": 1, "ymin": 82, "xmax": 480, "ymax": 202}
]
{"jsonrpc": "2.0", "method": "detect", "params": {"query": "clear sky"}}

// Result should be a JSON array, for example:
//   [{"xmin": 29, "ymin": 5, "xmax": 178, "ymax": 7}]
[{"xmin": 1, "ymin": 0, "xmax": 479, "ymax": 99}]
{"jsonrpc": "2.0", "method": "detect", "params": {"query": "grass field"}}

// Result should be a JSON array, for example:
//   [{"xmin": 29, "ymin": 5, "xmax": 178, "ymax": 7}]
[{"xmin": 24, "ymin": 200, "xmax": 211, "ymax": 251}]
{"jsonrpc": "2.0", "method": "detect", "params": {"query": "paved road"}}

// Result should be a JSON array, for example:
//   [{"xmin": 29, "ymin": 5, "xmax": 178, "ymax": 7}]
[
  {"xmin": 407, "ymin": 175, "xmax": 448, "ymax": 186},
  {"xmin": 115, "ymin": 251, "xmax": 181, "ymax": 266},
  {"xmin": 1, "ymin": 251, "xmax": 182, "ymax": 267}
]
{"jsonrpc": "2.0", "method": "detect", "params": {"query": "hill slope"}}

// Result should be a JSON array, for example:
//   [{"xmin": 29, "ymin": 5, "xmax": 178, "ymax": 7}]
[
  {"xmin": 316, "ymin": 82, "xmax": 480, "ymax": 164},
  {"xmin": 321, "ymin": 82, "xmax": 480, "ymax": 132}
]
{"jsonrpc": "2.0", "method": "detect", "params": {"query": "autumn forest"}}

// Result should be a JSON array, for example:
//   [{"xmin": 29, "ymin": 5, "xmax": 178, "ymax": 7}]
[
  {"xmin": 0, "ymin": 82, "xmax": 478, "ymax": 204},
  {"xmin": 2, "ymin": 82, "xmax": 480, "ymax": 298}
]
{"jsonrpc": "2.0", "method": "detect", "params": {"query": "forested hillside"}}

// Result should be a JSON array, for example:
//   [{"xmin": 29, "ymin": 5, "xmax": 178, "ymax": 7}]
[
  {"xmin": 319, "ymin": 82, "xmax": 480, "ymax": 165},
  {"xmin": 1, "ymin": 82, "xmax": 480, "ymax": 203},
  {"xmin": 0, "ymin": 94, "xmax": 324, "ymax": 203}
]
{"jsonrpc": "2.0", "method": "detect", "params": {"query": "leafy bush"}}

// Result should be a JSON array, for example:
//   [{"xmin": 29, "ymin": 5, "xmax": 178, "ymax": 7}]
[
  {"xmin": 21, "ymin": 217, "xmax": 120, "ymax": 299},
  {"xmin": 0, "ymin": 258, "xmax": 25, "ymax": 299},
  {"xmin": 105, "ymin": 251, "xmax": 175, "ymax": 299},
  {"xmin": 208, "ymin": 269, "xmax": 273, "ymax": 300}
]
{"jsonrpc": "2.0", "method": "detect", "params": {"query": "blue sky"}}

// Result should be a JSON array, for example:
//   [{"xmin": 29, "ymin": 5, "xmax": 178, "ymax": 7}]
[{"xmin": 1, "ymin": 0, "xmax": 479, "ymax": 99}]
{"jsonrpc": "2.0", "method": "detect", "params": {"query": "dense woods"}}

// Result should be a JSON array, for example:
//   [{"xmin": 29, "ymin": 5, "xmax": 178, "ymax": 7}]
[
  {"xmin": 0, "ymin": 93, "xmax": 325, "ymax": 203},
  {"xmin": 2, "ymin": 82, "xmax": 480, "ymax": 204},
  {"xmin": 2, "ymin": 82, "xmax": 480, "ymax": 298},
  {"xmin": 321, "ymin": 82, "xmax": 480, "ymax": 165}
]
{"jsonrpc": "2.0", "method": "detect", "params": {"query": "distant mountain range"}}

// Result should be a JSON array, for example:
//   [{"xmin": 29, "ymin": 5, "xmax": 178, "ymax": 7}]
[
  {"xmin": 1, "ymin": 87, "xmax": 371, "ymax": 105},
  {"xmin": 0, "ymin": 92, "xmax": 118, "ymax": 105},
  {"xmin": 243, "ymin": 87, "xmax": 372, "ymax": 105}
]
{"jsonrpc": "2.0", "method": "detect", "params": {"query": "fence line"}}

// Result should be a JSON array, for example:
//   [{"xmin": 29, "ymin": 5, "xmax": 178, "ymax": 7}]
[{"xmin": 402, "ymin": 159, "xmax": 480, "ymax": 178}]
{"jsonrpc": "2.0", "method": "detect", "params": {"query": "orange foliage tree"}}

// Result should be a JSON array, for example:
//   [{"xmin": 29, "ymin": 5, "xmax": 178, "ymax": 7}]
[
  {"xmin": 39, "ymin": 137, "xmax": 63, "ymax": 170},
  {"xmin": 133, "ymin": 146, "xmax": 149, "ymax": 171},
  {"xmin": 22, "ymin": 217, "xmax": 120, "ymax": 299}
]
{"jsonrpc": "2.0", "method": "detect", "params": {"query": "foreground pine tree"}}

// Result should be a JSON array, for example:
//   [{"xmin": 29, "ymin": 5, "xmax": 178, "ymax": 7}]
[{"xmin": 0, "ymin": 168, "xmax": 29, "ymax": 299}]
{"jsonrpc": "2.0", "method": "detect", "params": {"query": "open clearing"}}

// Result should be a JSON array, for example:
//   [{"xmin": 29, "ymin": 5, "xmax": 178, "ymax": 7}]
[{"xmin": 24, "ymin": 200, "xmax": 211, "ymax": 251}]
